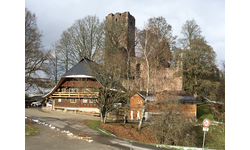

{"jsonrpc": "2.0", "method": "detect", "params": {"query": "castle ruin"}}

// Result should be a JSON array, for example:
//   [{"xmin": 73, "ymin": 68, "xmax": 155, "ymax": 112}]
[{"xmin": 105, "ymin": 12, "xmax": 182, "ymax": 92}]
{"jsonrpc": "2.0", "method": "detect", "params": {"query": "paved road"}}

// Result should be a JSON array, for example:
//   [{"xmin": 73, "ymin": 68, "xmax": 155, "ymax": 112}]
[
  {"xmin": 25, "ymin": 121, "xmax": 118, "ymax": 150},
  {"xmin": 25, "ymin": 108, "xmax": 170, "ymax": 150}
]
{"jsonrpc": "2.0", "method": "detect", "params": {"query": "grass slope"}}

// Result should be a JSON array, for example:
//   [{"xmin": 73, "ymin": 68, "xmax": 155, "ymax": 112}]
[
  {"xmin": 195, "ymin": 102, "xmax": 225, "ymax": 149},
  {"xmin": 83, "ymin": 120, "xmax": 116, "ymax": 136},
  {"xmin": 197, "ymin": 102, "xmax": 214, "ymax": 121},
  {"xmin": 25, "ymin": 124, "xmax": 39, "ymax": 136}
]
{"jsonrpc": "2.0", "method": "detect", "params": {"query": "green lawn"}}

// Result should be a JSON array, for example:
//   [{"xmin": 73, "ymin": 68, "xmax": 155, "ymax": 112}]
[
  {"xmin": 83, "ymin": 120, "xmax": 101, "ymax": 131},
  {"xmin": 25, "ymin": 124, "xmax": 39, "ymax": 136},
  {"xmin": 197, "ymin": 102, "xmax": 214, "ymax": 121},
  {"xmin": 194, "ymin": 123, "xmax": 225, "ymax": 149},
  {"xmin": 83, "ymin": 120, "xmax": 116, "ymax": 136},
  {"xmin": 195, "ymin": 102, "xmax": 225, "ymax": 149}
]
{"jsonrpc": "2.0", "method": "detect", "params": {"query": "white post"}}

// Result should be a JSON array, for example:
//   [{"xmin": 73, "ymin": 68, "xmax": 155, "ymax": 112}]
[
  {"xmin": 137, "ymin": 111, "xmax": 139, "ymax": 119},
  {"xmin": 131, "ymin": 110, "xmax": 133, "ymax": 120},
  {"xmin": 202, "ymin": 131, "xmax": 206, "ymax": 150}
]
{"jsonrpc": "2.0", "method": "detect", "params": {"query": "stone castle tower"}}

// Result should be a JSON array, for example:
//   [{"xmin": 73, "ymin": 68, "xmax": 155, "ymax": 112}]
[
  {"xmin": 105, "ymin": 12, "xmax": 135, "ymax": 64},
  {"xmin": 105, "ymin": 12, "xmax": 182, "ymax": 92}
]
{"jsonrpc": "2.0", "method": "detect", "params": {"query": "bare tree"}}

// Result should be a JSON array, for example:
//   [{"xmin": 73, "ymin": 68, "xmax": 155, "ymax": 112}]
[
  {"xmin": 178, "ymin": 19, "xmax": 204, "ymax": 49},
  {"xmin": 25, "ymin": 7, "xmax": 51, "ymax": 91},
  {"xmin": 136, "ymin": 17, "xmax": 177, "ymax": 130},
  {"xmin": 150, "ymin": 92, "xmax": 196, "ymax": 146},
  {"xmin": 57, "ymin": 30, "xmax": 72, "ymax": 72},
  {"xmin": 57, "ymin": 15, "xmax": 105, "ymax": 74},
  {"xmin": 136, "ymin": 28, "xmax": 154, "ymax": 130},
  {"xmin": 85, "ymin": 59, "xmax": 129, "ymax": 123},
  {"xmin": 46, "ymin": 42, "xmax": 62, "ymax": 86}
]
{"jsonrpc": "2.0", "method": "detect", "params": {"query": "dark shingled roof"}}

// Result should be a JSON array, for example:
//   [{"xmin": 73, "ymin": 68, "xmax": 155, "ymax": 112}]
[
  {"xmin": 177, "ymin": 96, "xmax": 200, "ymax": 103},
  {"xmin": 44, "ymin": 58, "xmax": 126, "ymax": 98},
  {"xmin": 163, "ymin": 90, "xmax": 200, "ymax": 102},
  {"xmin": 135, "ymin": 90, "xmax": 200, "ymax": 103},
  {"xmin": 62, "ymin": 58, "xmax": 93, "ymax": 77},
  {"xmin": 65, "ymin": 57, "xmax": 126, "ymax": 91}
]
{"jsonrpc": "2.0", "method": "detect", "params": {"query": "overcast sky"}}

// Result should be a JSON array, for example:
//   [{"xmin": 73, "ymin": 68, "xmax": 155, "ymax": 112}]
[{"xmin": 25, "ymin": 0, "xmax": 225, "ymax": 67}]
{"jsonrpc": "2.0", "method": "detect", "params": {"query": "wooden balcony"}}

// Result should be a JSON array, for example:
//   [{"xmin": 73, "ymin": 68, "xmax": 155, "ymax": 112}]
[{"xmin": 51, "ymin": 92, "xmax": 99, "ymax": 98}]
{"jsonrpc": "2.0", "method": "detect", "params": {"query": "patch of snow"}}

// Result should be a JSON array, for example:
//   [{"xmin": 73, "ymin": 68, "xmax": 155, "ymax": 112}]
[
  {"xmin": 98, "ymin": 128, "xmax": 116, "ymax": 137},
  {"xmin": 204, "ymin": 97, "xmax": 224, "ymax": 104},
  {"xmin": 156, "ymin": 144, "xmax": 216, "ymax": 150},
  {"xmin": 65, "ymin": 75, "xmax": 94, "ymax": 78}
]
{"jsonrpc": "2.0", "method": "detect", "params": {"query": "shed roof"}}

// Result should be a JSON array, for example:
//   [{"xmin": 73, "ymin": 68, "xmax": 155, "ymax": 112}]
[
  {"xmin": 134, "ymin": 90, "xmax": 200, "ymax": 103},
  {"xmin": 137, "ymin": 91, "xmax": 158, "ymax": 102},
  {"xmin": 177, "ymin": 96, "xmax": 200, "ymax": 103}
]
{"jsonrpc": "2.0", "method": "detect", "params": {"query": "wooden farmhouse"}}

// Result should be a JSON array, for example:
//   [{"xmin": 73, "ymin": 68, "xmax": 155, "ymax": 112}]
[
  {"xmin": 44, "ymin": 58, "xmax": 125, "ymax": 113},
  {"xmin": 128, "ymin": 91, "xmax": 200, "ymax": 120}
]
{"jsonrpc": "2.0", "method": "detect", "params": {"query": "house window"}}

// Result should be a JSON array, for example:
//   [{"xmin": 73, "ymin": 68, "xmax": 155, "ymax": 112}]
[
  {"xmin": 58, "ymin": 99, "xmax": 61, "ymax": 102},
  {"xmin": 81, "ymin": 99, "xmax": 88, "ymax": 106},
  {"xmin": 82, "ymin": 88, "xmax": 90, "ymax": 92},
  {"xmin": 189, "ymin": 102, "xmax": 193, "ymax": 105},
  {"xmin": 69, "ymin": 88, "xmax": 74, "ymax": 92},
  {"xmin": 61, "ymin": 88, "xmax": 65, "ymax": 92},
  {"xmin": 83, "ymin": 99, "xmax": 88, "ymax": 103},
  {"xmin": 181, "ymin": 102, "xmax": 185, "ymax": 105},
  {"xmin": 70, "ymin": 99, "xmax": 76, "ymax": 103},
  {"xmin": 89, "ymin": 99, "xmax": 96, "ymax": 103},
  {"xmin": 74, "ymin": 88, "xmax": 78, "ymax": 92}
]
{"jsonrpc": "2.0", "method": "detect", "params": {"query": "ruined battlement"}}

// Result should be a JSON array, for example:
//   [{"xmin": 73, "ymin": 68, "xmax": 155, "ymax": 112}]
[
  {"xmin": 106, "ymin": 12, "xmax": 135, "ymax": 20},
  {"xmin": 105, "ymin": 12, "xmax": 135, "ymax": 60}
]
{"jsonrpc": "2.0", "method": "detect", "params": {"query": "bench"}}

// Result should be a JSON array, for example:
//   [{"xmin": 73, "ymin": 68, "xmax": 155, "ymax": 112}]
[
  {"xmin": 65, "ymin": 108, "xmax": 79, "ymax": 113},
  {"xmin": 54, "ymin": 107, "xmax": 65, "ymax": 112}
]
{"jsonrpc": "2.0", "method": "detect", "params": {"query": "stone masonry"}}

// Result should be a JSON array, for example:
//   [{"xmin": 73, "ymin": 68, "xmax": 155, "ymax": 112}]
[{"xmin": 105, "ymin": 12, "xmax": 182, "ymax": 92}]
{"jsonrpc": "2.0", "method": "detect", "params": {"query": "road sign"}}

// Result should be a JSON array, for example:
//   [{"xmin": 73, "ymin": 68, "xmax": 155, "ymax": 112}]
[
  {"xmin": 202, "ymin": 119, "xmax": 210, "ymax": 150},
  {"xmin": 203, "ymin": 127, "xmax": 209, "ymax": 132},
  {"xmin": 203, "ymin": 118, "xmax": 210, "ymax": 127}
]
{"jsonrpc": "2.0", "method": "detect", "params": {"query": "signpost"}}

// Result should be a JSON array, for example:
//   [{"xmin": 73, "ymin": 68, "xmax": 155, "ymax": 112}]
[{"xmin": 202, "ymin": 119, "xmax": 210, "ymax": 150}]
